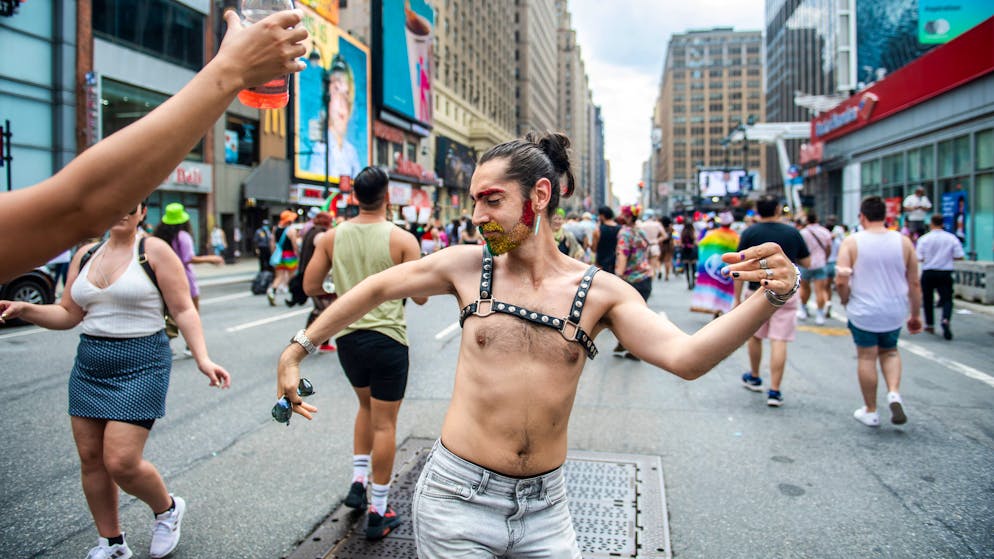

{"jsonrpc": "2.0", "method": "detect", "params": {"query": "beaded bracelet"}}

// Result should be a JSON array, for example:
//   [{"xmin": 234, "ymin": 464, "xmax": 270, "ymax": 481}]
[{"xmin": 764, "ymin": 264, "xmax": 801, "ymax": 307}]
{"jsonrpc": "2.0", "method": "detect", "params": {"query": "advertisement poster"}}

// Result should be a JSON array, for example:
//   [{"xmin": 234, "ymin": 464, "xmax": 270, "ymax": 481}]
[
  {"xmin": 435, "ymin": 136, "xmax": 476, "ymax": 190},
  {"xmin": 293, "ymin": 5, "xmax": 370, "ymax": 185},
  {"xmin": 884, "ymin": 196, "xmax": 902, "ymax": 230},
  {"xmin": 941, "ymin": 191, "xmax": 968, "ymax": 245},
  {"xmin": 698, "ymin": 169, "xmax": 746, "ymax": 197},
  {"xmin": 379, "ymin": 0, "xmax": 434, "ymax": 127},
  {"xmin": 919, "ymin": 0, "xmax": 994, "ymax": 44}
]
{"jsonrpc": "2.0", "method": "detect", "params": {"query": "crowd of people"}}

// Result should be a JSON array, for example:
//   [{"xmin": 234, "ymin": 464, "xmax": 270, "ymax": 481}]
[{"xmin": 0, "ymin": 11, "xmax": 971, "ymax": 554}]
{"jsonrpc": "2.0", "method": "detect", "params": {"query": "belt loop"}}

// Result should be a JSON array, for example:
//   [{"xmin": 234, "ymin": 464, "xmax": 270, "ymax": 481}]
[{"xmin": 478, "ymin": 470, "xmax": 490, "ymax": 495}]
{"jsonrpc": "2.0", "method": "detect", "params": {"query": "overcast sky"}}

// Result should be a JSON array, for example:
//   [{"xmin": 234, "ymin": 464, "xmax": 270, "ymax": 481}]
[{"xmin": 568, "ymin": 0, "xmax": 765, "ymax": 204}]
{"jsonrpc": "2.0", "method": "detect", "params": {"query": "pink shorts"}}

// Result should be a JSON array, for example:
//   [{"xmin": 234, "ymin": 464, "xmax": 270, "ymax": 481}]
[{"xmin": 745, "ymin": 287, "xmax": 800, "ymax": 341}]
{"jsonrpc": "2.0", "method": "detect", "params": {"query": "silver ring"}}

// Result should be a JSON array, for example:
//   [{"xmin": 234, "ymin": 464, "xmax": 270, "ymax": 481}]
[
  {"xmin": 765, "ymin": 268, "xmax": 774, "ymax": 279},
  {"xmin": 758, "ymin": 258, "xmax": 769, "ymax": 270}
]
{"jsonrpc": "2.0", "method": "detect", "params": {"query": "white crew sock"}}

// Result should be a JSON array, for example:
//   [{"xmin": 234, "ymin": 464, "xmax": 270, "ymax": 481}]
[
  {"xmin": 371, "ymin": 483, "xmax": 390, "ymax": 513},
  {"xmin": 352, "ymin": 454, "xmax": 370, "ymax": 483}
]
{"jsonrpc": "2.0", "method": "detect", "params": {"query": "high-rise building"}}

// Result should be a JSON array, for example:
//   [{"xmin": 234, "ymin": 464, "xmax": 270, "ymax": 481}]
[
  {"xmin": 652, "ymin": 27, "xmax": 766, "ymax": 213},
  {"xmin": 556, "ymin": 0, "xmax": 593, "ymax": 212},
  {"xmin": 515, "ymin": 0, "xmax": 558, "ymax": 136}
]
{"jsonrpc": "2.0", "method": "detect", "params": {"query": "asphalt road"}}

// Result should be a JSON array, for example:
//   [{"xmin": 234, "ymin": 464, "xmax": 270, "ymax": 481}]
[{"xmin": 1, "ymin": 271, "xmax": 992, "ymax": 558}]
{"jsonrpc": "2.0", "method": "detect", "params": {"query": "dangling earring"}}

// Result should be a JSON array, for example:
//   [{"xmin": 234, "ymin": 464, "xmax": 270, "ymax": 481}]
[{"xmin": 533, "ymin": 213, "xmax": 542, "ymax": 235}]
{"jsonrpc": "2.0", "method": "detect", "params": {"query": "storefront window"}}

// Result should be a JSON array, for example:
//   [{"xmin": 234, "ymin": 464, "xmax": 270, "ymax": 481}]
[
  {"xmin": 976, "ymin": 130, "xmax": 993, "ymax": 171},
  {"xmin": 861, "ymin": 159, "xmax": 881, "ymax": 195},
  {"xmin": 938, "ymin": 139, "xmax": 954, "ymax": 177},
  {"xmin": 882, "ymin": 153, "xmax": 904, "ymax": 187},
  {"xmin": 224, "ymin": 115, "xmax": 259, "ymax": 167},
  {"xmin": 954, "ymin": 135, "xmax": 971, "ymax": 176},
  {"xmin": 920, "ymin": 145, "xmax": 934, "ymax": 180},
  {"xmin": 908, "ymin": 149, "xmax": 921, "ymax": 182},
  {"xmin": 976, "ymin": 173, "xmax": 993, "ymax": 260},
  {"xmin": 102, "ymin": 79, "xmax": 203, "ymax": 161}
]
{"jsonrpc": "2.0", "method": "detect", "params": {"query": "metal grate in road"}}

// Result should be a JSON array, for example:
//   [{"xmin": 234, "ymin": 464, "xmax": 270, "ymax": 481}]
[{"xmin": 288, "ymin": 438, "xmax": 670, "ymax": 559}]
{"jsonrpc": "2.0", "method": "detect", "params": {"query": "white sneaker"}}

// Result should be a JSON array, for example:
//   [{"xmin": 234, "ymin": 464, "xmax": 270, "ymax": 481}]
[
  {"xmin": 149, "ymin": 495, "xmax": 185, "ymax": 558},
  {"xmin": 887, "ymin": 392, "xmax": 907, "ymax": 425},
  {"xmin": 86, "ymin": 536, "xmax": 133, "ymax": 559},
  {"xmin": 815, "ymin": 309, "xmax": 826, "ymax": 325},
  {"xmin": 796, "ymin": 306, "xmax": 809, "ymax": 320},
  {"xmin": 853, "ymin": 407, "xmax": 880, "ymax": 427}
]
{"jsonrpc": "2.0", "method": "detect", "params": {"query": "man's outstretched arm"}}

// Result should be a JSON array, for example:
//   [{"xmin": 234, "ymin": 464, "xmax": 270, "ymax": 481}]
[
  {"xmin": 0, "ymin": 10, "xmax": 307, "ymax": 282},
  {"xmin": 608, "ymin": 242, "xmax": 797, "ymax": 379},
  {"xmin": 276, "ymin": 250, "xmax": 454, "ymax": 415}
]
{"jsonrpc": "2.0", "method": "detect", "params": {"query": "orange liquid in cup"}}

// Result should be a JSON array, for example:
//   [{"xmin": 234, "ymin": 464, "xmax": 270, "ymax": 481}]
[{"xmin": 238, "ymin": 75, "xmax": 289, "ymax": 109}]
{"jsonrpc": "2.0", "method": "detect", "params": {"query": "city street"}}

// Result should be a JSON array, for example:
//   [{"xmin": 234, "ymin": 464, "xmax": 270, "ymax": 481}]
[{"xmin": 2, "ymin": 260, "xmax": 992, "ymax": 558}]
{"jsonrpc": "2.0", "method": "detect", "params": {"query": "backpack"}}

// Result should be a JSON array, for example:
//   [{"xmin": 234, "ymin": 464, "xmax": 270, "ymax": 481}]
[{"xmin": 79, "ymin": 237, "xmax": 178, "ymax": 338}]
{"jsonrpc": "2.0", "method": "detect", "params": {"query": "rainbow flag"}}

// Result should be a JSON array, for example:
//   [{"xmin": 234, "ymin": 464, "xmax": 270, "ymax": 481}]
[{"xmin": 691, "ymin": 227, "xmax": 739, "ymax": 315}]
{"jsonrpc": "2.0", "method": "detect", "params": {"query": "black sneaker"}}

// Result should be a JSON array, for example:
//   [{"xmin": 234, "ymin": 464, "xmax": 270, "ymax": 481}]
[
  {"xmin": 345, "ymin": 481, "xmax": 367, "ymax": 510},
  {"xmin": 365, "ymin": 506, "xmax": 401, "ymax": 541},
  {"xmin": 941, "ymin": 321, "xmax": 952, "ymax": 340}
]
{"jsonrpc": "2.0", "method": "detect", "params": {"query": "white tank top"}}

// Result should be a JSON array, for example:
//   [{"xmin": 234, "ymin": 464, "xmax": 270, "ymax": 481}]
[
  {"xmin": 71, "ymin": 235, "xmax": 166, "ymax": 338},
  {"xmin": 847, "ymin": 230, "xmax": 908, "ymax": 333}
]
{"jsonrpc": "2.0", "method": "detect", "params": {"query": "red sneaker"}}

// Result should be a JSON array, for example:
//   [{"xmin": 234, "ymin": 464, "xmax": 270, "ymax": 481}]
[{"xmin": 319, "ymin": 343, "xmax": 336, "ymax": 352}]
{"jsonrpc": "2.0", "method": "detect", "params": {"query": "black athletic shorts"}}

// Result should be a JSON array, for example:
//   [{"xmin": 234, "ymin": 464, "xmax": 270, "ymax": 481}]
[{"xmin": 336, "ymin": 330, "xmax": 410, "ymax": 402}]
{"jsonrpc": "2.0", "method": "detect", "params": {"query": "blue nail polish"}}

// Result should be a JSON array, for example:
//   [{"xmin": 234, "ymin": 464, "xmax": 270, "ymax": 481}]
[{"xmin": 740, "ymin": 253, "xmax": 746, "ymax": 261}]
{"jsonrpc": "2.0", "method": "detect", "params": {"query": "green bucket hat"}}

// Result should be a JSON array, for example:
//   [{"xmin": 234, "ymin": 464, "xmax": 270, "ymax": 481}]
[{"xmin": 161, "ymin": 202, "xmax": 190, "ymax": 225}]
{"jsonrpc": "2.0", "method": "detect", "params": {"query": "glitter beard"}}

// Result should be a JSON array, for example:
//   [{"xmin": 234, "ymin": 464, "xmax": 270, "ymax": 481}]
[{"xmin": 479, "ymin": 201, "xmax": 537, "ymax": 255}]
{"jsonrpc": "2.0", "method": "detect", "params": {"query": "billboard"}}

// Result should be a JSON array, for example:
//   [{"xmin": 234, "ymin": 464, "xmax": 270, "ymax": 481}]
[
  {"xmin": 296, "ymin": 0, "xmax": 338, "ymax": 25},
  {"xmin": 293, "ymin": 5, "xmax": 370, "ymax": 186},
  {"xmin": 378, "ymin": 0, "xmax": 434, "ymax": 128},
  {"xmin": 857, "ymin": 0, "xmax": 932, "ymax": 81},
  {"xmin": 435, "ymin": 136, "xmax": 476, "ymax": 190},
  {"xmin": 919, "ymin": 0, "xmax": 994, "ymax": 44},
  {"xmin": 698, "ymin": 169, "xmax": 747, "ymax": 197}
]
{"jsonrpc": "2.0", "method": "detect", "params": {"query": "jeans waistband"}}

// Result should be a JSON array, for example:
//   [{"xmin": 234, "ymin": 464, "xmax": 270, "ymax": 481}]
[{"xmin": 431, "ymin": 439, "xmax": 566, "ymax": 499}]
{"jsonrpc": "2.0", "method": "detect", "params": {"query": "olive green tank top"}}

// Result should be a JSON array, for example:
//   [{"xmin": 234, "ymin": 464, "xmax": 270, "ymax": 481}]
[{"xmin": 331, "ymin": 221, "xmax": 408, "ymax": 345}]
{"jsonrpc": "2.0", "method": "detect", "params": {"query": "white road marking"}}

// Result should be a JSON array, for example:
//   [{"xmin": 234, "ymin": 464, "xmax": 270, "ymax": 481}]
[
  {"xmin": 830, "ymin": 307, "xmax": 994, "ymax": 389},
  {"xmin": 434, "ymin": 321, "xmax": 460, "ymax": 340},
  {"xmin": 0, "ymin": 326, "xmax": 44, "ymax": 340},
  {"xmin": 898, "ymin": 340, "xmax": 994, "ymax": 389},
  {"xmin": 226, "ymin": 309, "xmax": 313, "ymax": 332},
  {"xmin": 200, "ymin": 292, "xmax": 253, "ymax": 306}
]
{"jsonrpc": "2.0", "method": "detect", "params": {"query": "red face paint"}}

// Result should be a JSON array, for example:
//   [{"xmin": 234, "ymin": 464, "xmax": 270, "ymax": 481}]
[{"xmin": 520, "ymin": 201, "xmax": 536, "ymax": 228}]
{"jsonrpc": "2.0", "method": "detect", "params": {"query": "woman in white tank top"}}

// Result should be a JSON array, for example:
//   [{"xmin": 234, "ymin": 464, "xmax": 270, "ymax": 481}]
[{"xmin": 0, "ymin": 201, "xmax": 231, "ymax": 558}]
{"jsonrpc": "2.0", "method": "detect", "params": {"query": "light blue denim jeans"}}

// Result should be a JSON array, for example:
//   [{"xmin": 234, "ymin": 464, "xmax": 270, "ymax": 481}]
[{"xmin": 412, "ymin": 439, "xmax": 582, "ymax": 559}]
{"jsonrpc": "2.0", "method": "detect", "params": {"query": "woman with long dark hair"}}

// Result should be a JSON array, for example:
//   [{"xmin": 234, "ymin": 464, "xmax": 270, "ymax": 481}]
[{"xmin": 0, "ymin": 201, "xmax": 230, "ymax": 559}]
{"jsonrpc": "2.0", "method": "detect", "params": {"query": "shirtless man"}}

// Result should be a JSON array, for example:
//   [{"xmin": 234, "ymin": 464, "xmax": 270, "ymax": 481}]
[{"xmin": 277, "ymin": 132, "xmax": 799, "ymax": 557}]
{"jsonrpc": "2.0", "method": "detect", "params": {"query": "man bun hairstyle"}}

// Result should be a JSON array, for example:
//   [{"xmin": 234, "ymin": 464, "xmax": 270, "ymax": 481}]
[
  {"xmin": 478, "ymin": 131, "xmax": 575, "ymax": 217},
  {"xmin": 353, "ymin": 166, "xmax": 389, "ymax": 210}
]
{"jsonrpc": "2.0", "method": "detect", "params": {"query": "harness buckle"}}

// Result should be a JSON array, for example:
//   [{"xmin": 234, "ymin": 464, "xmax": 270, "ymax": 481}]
[
  {"xmin": 475, "ymin": 299, "xmax": 494, "ymax": 318},
  {"xmin": 559, "ymin": 320, "xmax": 580, "ymax": 341}
]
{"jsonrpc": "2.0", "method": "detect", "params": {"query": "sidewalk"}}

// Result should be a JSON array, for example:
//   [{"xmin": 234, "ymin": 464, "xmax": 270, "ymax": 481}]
[{"xmin": 192, "ymin": 257, "xmax": 259, "ymax": 287}]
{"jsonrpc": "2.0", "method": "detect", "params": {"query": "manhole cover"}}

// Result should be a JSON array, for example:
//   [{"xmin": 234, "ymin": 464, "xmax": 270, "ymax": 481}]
[{"xmin": 290, "ymin": 438, "xmax": 670, "ymax": 559}]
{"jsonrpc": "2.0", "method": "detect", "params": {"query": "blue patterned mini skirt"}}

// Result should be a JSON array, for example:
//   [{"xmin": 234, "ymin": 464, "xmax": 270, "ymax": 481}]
[{"xmin": 69, "ymin": 331, "xmax": 172, "ymax": 421}]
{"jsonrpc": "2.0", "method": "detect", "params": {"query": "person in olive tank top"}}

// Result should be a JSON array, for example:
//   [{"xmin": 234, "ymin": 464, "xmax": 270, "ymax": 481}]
[{"xmin": 301, "ymin": 166, "xmax": 427, "ymax": 540}]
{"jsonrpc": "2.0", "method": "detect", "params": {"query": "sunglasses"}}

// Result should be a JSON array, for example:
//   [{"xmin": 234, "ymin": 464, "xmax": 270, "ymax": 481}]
[{"xmin": 271, "ymin": 378, "xmax": 315, "ymax": 425}]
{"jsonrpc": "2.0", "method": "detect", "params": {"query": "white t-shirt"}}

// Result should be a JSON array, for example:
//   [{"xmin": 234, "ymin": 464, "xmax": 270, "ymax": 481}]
[{"xmin": 902, "ymin": 194, "xmax": 932, "ymax": 222}]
